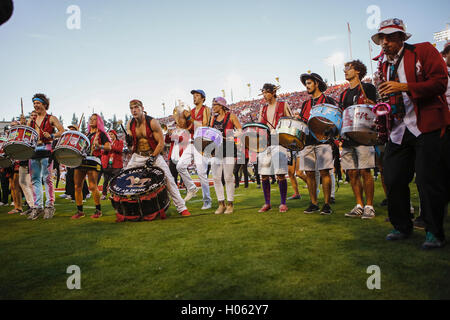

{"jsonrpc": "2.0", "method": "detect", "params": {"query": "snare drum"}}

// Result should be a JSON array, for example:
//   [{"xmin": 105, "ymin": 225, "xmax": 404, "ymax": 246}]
[
  {"xmin": 193, "ymin": 127, "xmax": 223, "ymax": 157},
  {"xmin": 241, "ymin": 123, "xmax": 270, "ymax": 153},
  {"xmin": 341, "ymin": 104, "xmax": 379, "ymax": 145},
  {"xmin": 308, "ymin": 104, "xmax": 342, "ymax": 142},
  {"xmin": 3, "ymin": 125, "xmax": 38, "ymax": 160},
  {"xmin": 53, "ymin": 130, "xmax": 90, "ymax": 167},
  {"xmin": 0, "ymin": 139, "xmax": 12, "ymax": 168},
  {"xmin": 109, "ymin": 166, "xmax": 170, "ymax": 222},
  {"xmin": 276, "ymin": 117, "xmax": 308, "ymax": 151}
]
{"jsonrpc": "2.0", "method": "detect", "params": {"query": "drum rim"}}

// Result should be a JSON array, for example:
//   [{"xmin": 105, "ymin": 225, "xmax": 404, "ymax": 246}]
[
  {"xmin": 8, "ymin": 125, "xmax": 38, "ymax": 134},
  {"xmin": 3, "ymin": 140, "xmax": 36, "ymax": 147},
  {"xmin": 242, "ymin": 123, "xmax": 270, "ymax": 130},
  {"xmin": 194, "ymin": 126, "xmax": 223, "ymax": 135},
  {"xmin": 60, "ymin": 130, "xmax": 90, "ymax": 142}
]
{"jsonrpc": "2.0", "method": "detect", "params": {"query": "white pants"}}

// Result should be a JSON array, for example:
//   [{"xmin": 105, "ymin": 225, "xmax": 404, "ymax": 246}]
[
  {"xmin": 19, "ymin": 166, "xmax": 34, "ymax": 208},
  {"xmin": 176, "ymin": 143, "xmax": 211, "ymax": 203},
  {"xmin": 211, "ymin": 157, "xmax": 235, "ymax": 202},
  {"xmin": 126, "ymin": 154, "xmax": 187, "ymax": 213}
]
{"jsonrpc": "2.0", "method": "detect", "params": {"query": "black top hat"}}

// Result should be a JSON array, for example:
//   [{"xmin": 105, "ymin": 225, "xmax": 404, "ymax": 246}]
[{"xmin": 300, "ymin": 72, "xmax": 327, "ymax": 92}]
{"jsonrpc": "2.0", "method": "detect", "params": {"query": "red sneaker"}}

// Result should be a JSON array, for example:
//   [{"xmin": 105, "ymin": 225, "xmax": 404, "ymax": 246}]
[
  {"xmin": 279, "ymin": 204, "xmax": 288, "ymax": 213},
  {"xmin": 258, "ymin": 204, "xmax": 271, "ymax": 212},
  {"xmin": 181, "ymin": 209, "xmax": 191, "ymax": 217},
  {"xmin": 71, "ymin": 212, "xmax": 85, "ymax": 219},
  {"xmin": 91, "ymin": 211, "xmax": 102, "ymax": 219}
]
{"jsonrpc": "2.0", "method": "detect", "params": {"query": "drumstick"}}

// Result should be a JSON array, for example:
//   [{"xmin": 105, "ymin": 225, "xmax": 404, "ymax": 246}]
[
  {"xmin": 77, "ymin": 113, "xmax": 84, "ymax": 131},
  {"xmin": 358, "ymin": 79, "xmax": 369, "ymax": 103}
]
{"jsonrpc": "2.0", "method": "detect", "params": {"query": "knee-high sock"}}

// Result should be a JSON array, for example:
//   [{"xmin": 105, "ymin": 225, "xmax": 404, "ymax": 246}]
[
  {"xmin": 262, "ymin": 179, "xmax": 271, "ymax": 205},
  {"xmin": 278, "ymin": 179, "xmax": 287, "ymax": 205}
]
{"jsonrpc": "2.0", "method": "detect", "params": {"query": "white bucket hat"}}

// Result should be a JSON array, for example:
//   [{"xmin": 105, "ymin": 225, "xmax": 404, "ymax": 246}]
[{"xmin": 371, "ymin": 18, "xmax": 412, "ymax": 45}]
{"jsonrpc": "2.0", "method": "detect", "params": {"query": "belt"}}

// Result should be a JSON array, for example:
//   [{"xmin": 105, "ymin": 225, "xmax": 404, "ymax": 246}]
[{"xmin": 135, "ymin": 150, "xmax": 153, "ymax": 157}]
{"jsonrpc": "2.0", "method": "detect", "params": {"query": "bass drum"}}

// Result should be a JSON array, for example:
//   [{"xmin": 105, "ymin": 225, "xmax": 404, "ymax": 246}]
[{"xmin": 109, "ymin": 166, "xmax": 170, "ymax": 222}]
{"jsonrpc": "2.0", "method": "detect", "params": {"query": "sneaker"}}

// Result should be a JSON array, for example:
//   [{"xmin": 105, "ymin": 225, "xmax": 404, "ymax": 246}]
[
  {"xmin": 21, "ymin": 208, "xmax": 33, "ymax": 216},
  {"xmin": 43, "ymin": 206, "xmax": 55, "ymax": 219},
  {"xmin": 361, "ymin": 206, "xmax": 376, "ymax": 220},
  {"xmin": 279, "ymin": 204, "xmax": 288, "ymax": 213},
  {"xmin": 59, "ymin": 194, "xmax": 68, "ymax": 199},
  {"xmin": 287, "ymin": 194, "xmax": 301, "ymax": 200},
  {"xmin": 201, "ymin": 202, "xmax": 212, "ymax": 210},
  {"xmin": 100, "ymin": 195, "xmax": 107, "ymax": 201},
  {"xmin": 386, "ymin": 230, "xmax": 410, "ymax": 241},
  {"xmin": 330, "ymin": 197, "xmax": 336, "ymax": 204},
  {"xmin": 345, "ymin": 205, "xmax": 364, "ymax": 218},
  {"xmin": 71, "ymin": 212, "xmax": 85, "ymax": 220},
  {"xmin": 181, "ymin": 209, "xmax": 191, "ymax": 217},
  {"xmin": 184, "ymin": 187, "xmax": 199, "ymax": 202},
  {"xmin": 380, "ymin": 198, "xmax": 388, "ymax": 206},
  {"xmin": 304, "ymin": 203, "xmax": 319, "ymax": 214},
  {"xmin": 91, "ymin": 210, "xmax": 102, "ymax": 219},
  {"xmin": 86, "ymin": 193, "xmax": 91, "ymax": 199},
  {"xmin": 258, "ymin": 204, "xmax": 271, "ymax": 212},
  {"xmin": 28, "ymin": 208, "xmax": 44, "ymax": 220},
  {"xmin": 413, "ymin": 217, "xmax": 425, "ymax": 230},
  {"xmin": 0, "ymin": 202, "xmax": 4, "ymax": 206},
  {"xmin": 422, "ymin": 232, "xmax": 445, "ymax": 250},
  {"xmin": 66, "ymin": 195, "xmax": 72, "ymax": 200},
  {"xmin": 320, "ymin": 203, "xmax": 332, "ymax": 215},
  {"xmin": 256, "ymin": 184, "xmax": 261, "ymax": 189}
]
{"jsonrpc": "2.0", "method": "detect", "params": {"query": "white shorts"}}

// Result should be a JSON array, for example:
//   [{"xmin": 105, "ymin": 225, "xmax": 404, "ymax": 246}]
[
  {"xmin": 257, "ymin": 145, "xmax": 288, "ymax": 176},
  {"xmin": 299, "ymin": 144, "xmax": 334, "ymax": 171},
  {"xmin": 341, "ymin": 145, "xmax": 375, "ymax": 170}
]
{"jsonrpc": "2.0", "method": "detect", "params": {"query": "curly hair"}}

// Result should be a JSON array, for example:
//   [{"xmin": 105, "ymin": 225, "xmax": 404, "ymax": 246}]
[
  {"xmin": 345, "ymin": 60, "xmax": 367, "ymax": 80},
  {"xmin": 32, "ymin": 93, "xmax": 50, "ymax": 110}
]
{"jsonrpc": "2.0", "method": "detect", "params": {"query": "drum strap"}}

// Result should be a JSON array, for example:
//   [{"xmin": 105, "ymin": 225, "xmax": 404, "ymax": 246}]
[{"xmin": 300, "ymin": 94, "xmax": 326, "ymax": 121}]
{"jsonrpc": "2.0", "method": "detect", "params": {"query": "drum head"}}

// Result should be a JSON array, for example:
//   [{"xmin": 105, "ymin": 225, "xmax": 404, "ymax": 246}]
[
  {"xmin": 54, "ymin": 148, "xmax": 83, "ymax": 168},
  {"xmin": 3, "ymin": 143, "xmax": 35, "ymax": 161},
  {"xmin": 242, "ymin": 123, "xmax": 270, "ymax": 153},
  {"xmin": 109, "ymin": 166, "xmax": 165, "ymax": 197}
]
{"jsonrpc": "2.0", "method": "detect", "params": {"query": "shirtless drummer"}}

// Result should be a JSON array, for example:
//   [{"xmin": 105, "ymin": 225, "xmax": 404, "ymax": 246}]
[{"xmin": 126, "ymin": 99, "xmax": 191, "ymax": 216}]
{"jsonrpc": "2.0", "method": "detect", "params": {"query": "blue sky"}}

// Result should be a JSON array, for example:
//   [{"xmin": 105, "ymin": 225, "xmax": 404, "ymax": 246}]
[{"xmin": 1, "ymin": 0, "xmax": 449, "ymax": 124}]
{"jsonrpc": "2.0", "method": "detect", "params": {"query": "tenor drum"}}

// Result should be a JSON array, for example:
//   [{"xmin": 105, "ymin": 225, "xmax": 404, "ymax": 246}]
[
  {"xmin": 308, "ymin": 104, "xmax": 342, "ymax": 142},
  {"xmin": 276, "ymin": 117, "xmax": 308, "ymax": 151},
  {"xmin": 109, "ymin": 166, "xmax": 170, "ymax": 222},
  {"xmin": 241, "ymin": 123, "xmax": 270, "ymax": 153},
  {"xmin": 53, "ymin": 130, "xmax": 90, "ymax": 167},
  {"xmin": 341, "ymin": 104, "xmax": 379, "ymax": 145},
  {"xmin": 3, "ymin": 125, "xmax": 38, "ymax": 160},
  {"xmin": 193, "ymin": 127, "xmax": 223, "ymax": 157}
]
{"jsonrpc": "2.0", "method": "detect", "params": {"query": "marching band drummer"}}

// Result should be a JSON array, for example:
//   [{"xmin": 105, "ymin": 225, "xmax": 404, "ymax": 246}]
[
  {"xmin": 339, "ymin": 60, "xmax": 378, "ymax": 220},
  {"xmin": 257, "ymin": 83, "xmax": 293, "ymax": 213},
  {"xmin": 71, "ymin": 114, "xmax": 111, "ymax": 219},
  {"xmin": 298, "ymin": 73, "xmax": 337, "ymax": 215},
  {"xmin": 209, "ymin": 97, "xmax": 242, "ymax": 214},
  {"xmin": 27, "ymin": 93, "xmax": 64, "ymax": 220},
  {"xmin": 125, "ymin": 99, "xmax": 191, "ymax": 217}
]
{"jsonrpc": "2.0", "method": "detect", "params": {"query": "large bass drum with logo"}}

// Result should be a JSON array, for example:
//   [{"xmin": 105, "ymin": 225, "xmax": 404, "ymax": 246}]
[{"xmin": 109, "ymin": 166, "xmax": 170, "ymax": 222}]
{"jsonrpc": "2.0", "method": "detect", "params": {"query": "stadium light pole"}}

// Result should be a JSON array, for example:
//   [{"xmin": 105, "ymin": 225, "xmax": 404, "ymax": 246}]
[{"xmin": 247, "ymin": 83, "xmax": 251, "ymax": 99}]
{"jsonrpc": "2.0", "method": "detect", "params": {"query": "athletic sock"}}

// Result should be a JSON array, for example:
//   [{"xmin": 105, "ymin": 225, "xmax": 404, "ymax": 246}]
[
  {"xmin": 262, "ymin": 179, "xmax": 271, "ymax": 205},
  {"xmin": 278, "ymin": 179, "xmax": 287, "ymax": 205},
  {"xmin": 77, "ymin": 205, "xmax": 83, "ymax": 212},
  {"xmin": 95, "ymin": 204, "xmax": 101, "ymax": 211}
]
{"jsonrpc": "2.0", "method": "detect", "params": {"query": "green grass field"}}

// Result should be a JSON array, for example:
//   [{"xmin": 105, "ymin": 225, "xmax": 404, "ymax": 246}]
[{"xmin": 0, "ymin": 178, "xmax": 449, "ymax": 300}]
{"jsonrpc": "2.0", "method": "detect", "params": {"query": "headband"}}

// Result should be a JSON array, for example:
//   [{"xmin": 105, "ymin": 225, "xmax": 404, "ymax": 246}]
[{"xmin": 32, "ymin": 98, "xmax": 45, "ymax": 104}]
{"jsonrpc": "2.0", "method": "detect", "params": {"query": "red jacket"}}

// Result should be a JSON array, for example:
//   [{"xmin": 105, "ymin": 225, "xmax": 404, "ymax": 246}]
[
  {"xmin": 101, "ymin": 139, "xmax": 124, "ymax": 169},
  {"xmin": 380, "ymin": 42, "xmax": 450, "ymax": 133}
]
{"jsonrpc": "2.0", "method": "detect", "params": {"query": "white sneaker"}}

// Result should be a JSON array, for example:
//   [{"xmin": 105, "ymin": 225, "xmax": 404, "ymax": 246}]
[
  {"xmin": 10, "ymin": 202, "xmax": 14, "ymax": 206},
  {"xmin": 59, "ymin": 194, "xmax": 68, "ymax": 199},
  {"xmin": 86, "ymin": 193, "xmax": 91, "ymax": 199},
  {"xmin": 201, "ymin": 202, "xmax": 212, "ymax": 210},
  {"xmin": 0, "ymin": 202, "xmax": 4, "ymax": 206},
  {"xmin": 361, "ymin": 206, "xmax": 376, "ymax": 219},
  {"xmin": 184, "ymin": 187, "xmax": 199, "ymax": 202}
]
